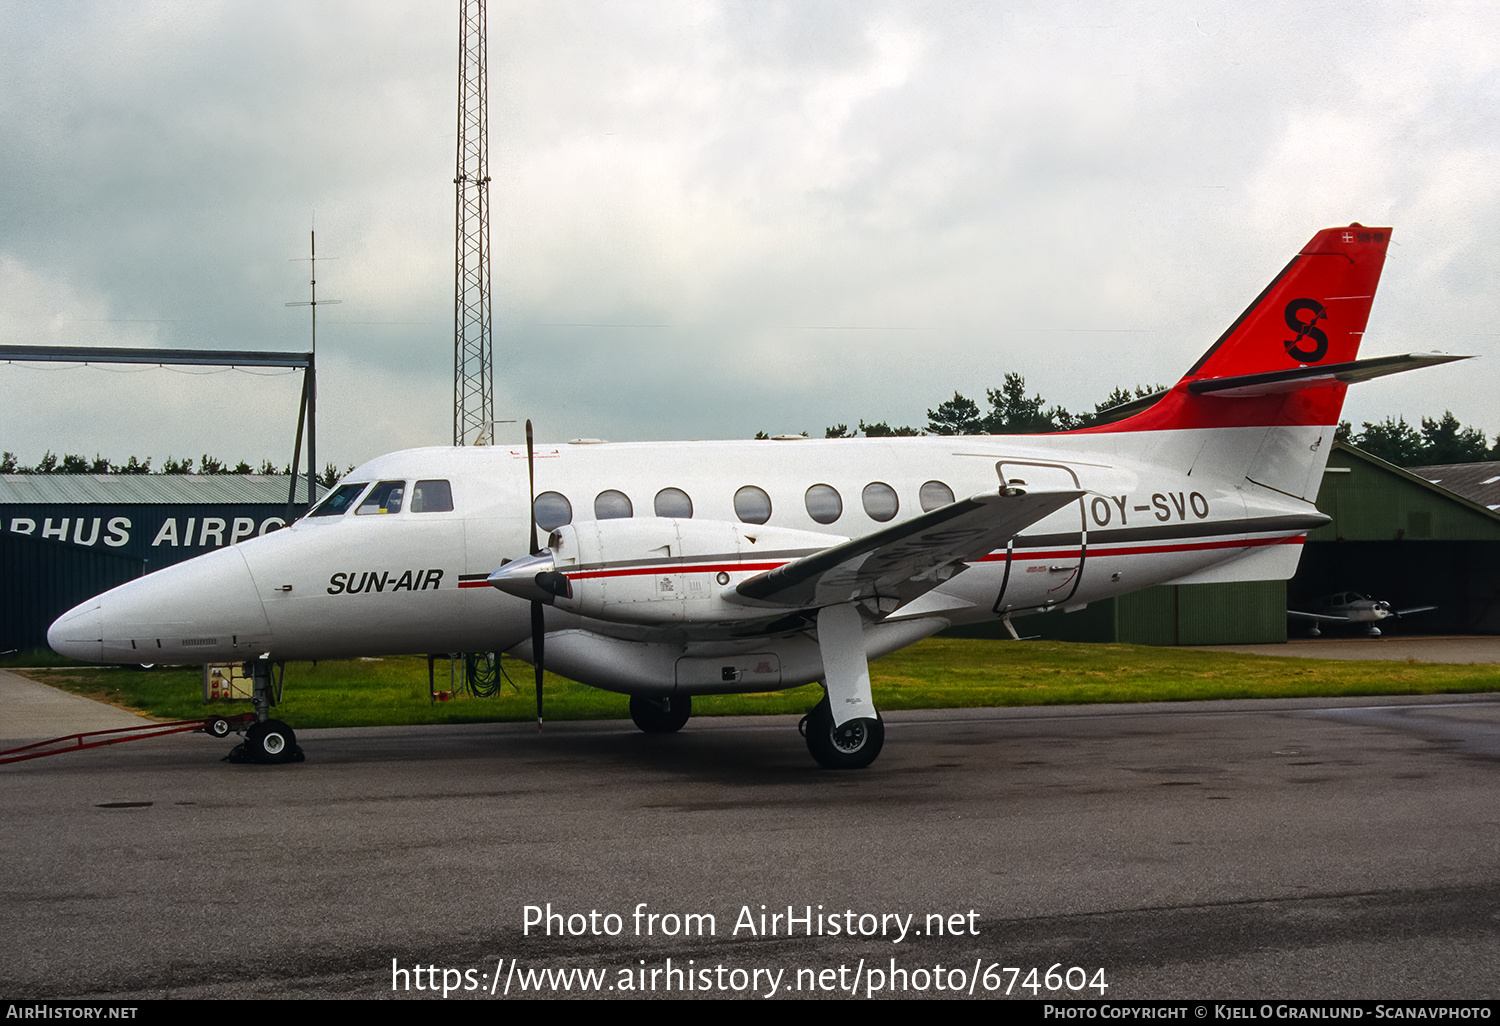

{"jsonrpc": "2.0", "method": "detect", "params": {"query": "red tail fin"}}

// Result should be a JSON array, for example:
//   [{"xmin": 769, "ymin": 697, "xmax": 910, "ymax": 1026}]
[{"xmin": 1100, "ymin": 224, "xmax": 1391, "ymax": 432}]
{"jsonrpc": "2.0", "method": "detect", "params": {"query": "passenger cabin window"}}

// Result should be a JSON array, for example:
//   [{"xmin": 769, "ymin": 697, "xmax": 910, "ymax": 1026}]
[
  {"xmin": 919, "ymin": 480, "xmax": 955, "ymax": 512},
  {"xmin": 411, "ymin": 479, "xmax": 454, "ymax": 513},
  {"xmin": 357, "ymin": 480, "xmax": 406, "ymax": 515},
  {"xmin": 654, "ymin": 487, "xmax": 693, "ymax": 518},
  {"xmin": 734, "ymin": 485, "xmax": 772, "ymax": 525},
  {"xmin": 862, "ymin": 482, "xmax": 899, "ymax": 522},
  {"xmin": 309, "ymin": 482, "xmax": 369, "ymax": 517},
  {"xmin": 804, "ymin": 484, "xmax": 842, "ymax": 525},
  {"xmin": 594, "ymin": 489, "xmax": 633, "ymax": 520},
  {"xmin": 534, "ymin": 491, "xmax": 573, "ymax": 531}
]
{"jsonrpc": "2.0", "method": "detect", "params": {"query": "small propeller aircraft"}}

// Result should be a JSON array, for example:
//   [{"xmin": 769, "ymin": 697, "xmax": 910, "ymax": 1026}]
[
  {"xmin": 1288, "ymin": 591, "xmax": 1438, "ymax": 637},
  {"xmin": 47, "ymin": 224, "xmax": 1471, "ymax": 767}
]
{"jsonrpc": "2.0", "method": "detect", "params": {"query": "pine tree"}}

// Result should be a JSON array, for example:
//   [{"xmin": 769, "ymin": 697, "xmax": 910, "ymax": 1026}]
[{"xmin": 926, "ymin": 393, "xmax": 984, "ymax": 435}]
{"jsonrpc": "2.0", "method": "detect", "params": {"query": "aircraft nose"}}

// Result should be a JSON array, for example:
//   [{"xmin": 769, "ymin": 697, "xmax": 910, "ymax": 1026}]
[
  {"xmin": 47, "ymin": 601, "xmax": 103, "ymax": 662},
  {"xmin": 48, "ymin": 546, "xmax": 272, "ymax": 664}
]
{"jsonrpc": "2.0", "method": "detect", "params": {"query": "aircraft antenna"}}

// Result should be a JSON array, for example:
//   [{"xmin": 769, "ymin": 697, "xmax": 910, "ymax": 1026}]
[
  {"xmin": 284, "ymin": 229, "xmax": 339, "ymax": 513},
  {"xmin": 453, "ymin": 0, "xmax": 493, "ymax": 446}
]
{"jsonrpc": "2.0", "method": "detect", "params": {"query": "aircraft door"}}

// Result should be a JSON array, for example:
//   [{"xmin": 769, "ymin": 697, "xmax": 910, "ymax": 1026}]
[{"xmin": 991, "ymin": 461, "xmax": 1087, "ymax": 615}]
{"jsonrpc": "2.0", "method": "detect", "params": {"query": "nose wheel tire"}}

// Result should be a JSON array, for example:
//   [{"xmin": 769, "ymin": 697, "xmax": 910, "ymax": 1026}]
[
  {"xmin": 629, "ymin": 694, "xmax": 692, "ymax": 734},
  {"xmin": 804, "ymin": 699, "xmax": 883, "ymax": 769},
  {"xmin": 205, "ymin": 716, "xmax": 233, "ymax": 739},
  {"xmin": 244, "ymin": 719, "xmax": 299, "ymax": 764}
]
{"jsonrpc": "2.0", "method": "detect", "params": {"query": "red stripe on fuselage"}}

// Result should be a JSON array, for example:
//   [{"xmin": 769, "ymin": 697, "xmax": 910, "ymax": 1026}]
[
  {"xmin": 567, "ymin": 560, "xmax": 788, "ymax": 582},
  {"xmin": 980, "ymin": 533, "xmax": 1305, "ymax": 562},
  {"xmin": 476, "ymin": 534, "xmax": 1306, "ymax": 587}
]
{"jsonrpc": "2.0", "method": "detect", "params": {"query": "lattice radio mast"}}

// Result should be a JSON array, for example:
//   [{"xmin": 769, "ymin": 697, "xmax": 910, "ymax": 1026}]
[{"xmin": 453, "ymin": 0, "xmax": 493, "ymax": 446}]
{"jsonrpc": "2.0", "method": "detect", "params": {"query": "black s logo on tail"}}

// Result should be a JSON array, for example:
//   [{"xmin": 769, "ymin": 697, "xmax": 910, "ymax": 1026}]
[{"xmin": 1283, "ymin": 298, "xmax": 1328, "ymax": 362}]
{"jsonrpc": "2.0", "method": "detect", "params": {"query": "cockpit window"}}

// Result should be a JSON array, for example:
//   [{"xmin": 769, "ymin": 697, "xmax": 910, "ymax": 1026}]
[
  {"xmin": 357, "ymin": 480, "xmax": 406, "ymax": 515},
  {"xmin": 411, "ymin": 480, "xmax": 454, "ymax": 513},
  {"xmin": 308, "ymin": 482, "xmax": 369, "ymax": 517}
]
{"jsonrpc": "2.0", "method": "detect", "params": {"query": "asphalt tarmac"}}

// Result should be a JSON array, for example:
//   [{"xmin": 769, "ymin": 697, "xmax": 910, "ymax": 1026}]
[
  {"xmin": 1201, "ymin": 635, "xmax": 1500, "ymax": 664},
  {"xmin": 3, "ymin": 690, "xmax": 1498, "ymax": 1000}
]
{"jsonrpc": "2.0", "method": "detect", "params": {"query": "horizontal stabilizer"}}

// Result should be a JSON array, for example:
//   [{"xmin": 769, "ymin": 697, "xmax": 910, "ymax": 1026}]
[
  {"xmin": 732, "ymin": 489, "xmax": 1081, "ymax": 610},
  {"xmin": 1187, "ymin": 352, "xmax": 1472, "ymax": 398}
]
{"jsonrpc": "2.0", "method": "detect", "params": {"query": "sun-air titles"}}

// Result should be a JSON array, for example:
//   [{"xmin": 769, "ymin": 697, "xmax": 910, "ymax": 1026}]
[{"xmin": 327, "ymin": 569, "xmax": 445, "ymax": 595}]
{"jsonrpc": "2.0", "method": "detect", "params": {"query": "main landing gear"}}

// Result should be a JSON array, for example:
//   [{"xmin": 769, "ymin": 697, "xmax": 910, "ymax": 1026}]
[
  {"xmin": 800, "ymin": 698, "xmax": 884, "ymax": 770},
  {"xmin": 623, "ymin": 604, "xmax": 889, "ymax": 768},
  {"xmin": 802, "ymin": 604, "xmax": 885, "ymax": 769},
  {"xmin": 629, "ymin": 694, "xmax": 692, "ymax": 733}
]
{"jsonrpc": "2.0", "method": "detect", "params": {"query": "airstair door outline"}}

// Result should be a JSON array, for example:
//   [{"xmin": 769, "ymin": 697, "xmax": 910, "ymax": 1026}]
[{"xmin": 991, "ymin": 460, "xmax": 1087, "ymax": 615}]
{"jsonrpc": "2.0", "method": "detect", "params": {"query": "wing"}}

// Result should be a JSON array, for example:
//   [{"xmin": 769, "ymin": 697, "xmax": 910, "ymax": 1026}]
[
  {"xmin": 729, "ymin": 489, "xmax": 1082, "ymax": 611},
  {"xmin": 1287, "ymin": 610, "xmax": 1353, "ymax": 623},
  {"xmin": 1392, "ymin": 605, "xmax": 1438, "ymax": 618}
]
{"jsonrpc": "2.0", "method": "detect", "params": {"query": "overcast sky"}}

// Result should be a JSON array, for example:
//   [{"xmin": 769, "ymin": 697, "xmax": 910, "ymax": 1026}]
[{"xmin": 2, "ymin": 0, "xmax": 1496, "ymax": 470}]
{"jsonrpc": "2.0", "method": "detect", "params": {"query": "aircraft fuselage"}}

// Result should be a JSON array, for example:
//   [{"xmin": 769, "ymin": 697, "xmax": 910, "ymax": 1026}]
[{"xmin": 49, "ymin": 427, "xmax": 1324, "ymax": 695}]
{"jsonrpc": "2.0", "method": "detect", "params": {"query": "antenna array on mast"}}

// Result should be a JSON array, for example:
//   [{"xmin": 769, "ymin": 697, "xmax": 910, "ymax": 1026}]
[{"xmin": 453, "ymin": 0, "xmax": 493, "ymax": 446}]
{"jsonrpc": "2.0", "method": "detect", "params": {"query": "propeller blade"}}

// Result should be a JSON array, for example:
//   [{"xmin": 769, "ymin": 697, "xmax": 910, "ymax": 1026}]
[
  {"xmin": 532, "ymin": 599, "xmax": 545, "ymax": 729},
  {"xmin": 526, "ymin": 419, "xmax": 538, "ymax": 557},
  {"xmin": 526, "ymin": 419, "xmax": 543, "ymax": 728}
]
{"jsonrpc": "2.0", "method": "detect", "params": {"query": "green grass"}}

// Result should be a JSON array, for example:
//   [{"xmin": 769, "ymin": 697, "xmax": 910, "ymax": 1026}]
[
  {"xmin": 14, "ymin": 638, "xmax": 1499, "ymax": 729},
  {"xmin": 869, "ymin": 639, "xmax": 1499, "ymax": 707},
  {"xmin": 0, "ymin": 649, "xmax": 94, "ymax": 669}
]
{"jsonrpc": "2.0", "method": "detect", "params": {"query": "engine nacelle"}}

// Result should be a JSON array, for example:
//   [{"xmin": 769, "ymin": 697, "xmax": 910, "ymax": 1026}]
[{"xmin": 490, "ymin": 518, "xmax": 841, "ymax": 625}]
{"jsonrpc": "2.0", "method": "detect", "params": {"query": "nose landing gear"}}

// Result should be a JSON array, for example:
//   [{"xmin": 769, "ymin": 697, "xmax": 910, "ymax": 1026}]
[
  {"xmin": 243, "ymin": 718, "xmax": 300, "ymax": 763},
  {"xmin": 222, "ymin": 658, "xmax": 304, "ymax": 764}
]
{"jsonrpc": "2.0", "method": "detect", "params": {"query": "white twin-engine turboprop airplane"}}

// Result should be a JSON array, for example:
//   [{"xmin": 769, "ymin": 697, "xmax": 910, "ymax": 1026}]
[{"xmin": 48, "ymin": 224, "xmax": 1469, "ymax": 767}]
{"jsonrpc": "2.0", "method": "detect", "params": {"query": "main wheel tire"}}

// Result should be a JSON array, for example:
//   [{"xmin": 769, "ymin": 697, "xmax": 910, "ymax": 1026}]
[
  {"xmin": 629, "ymin": 694, "xmax": 692, "ymax": 734},
  {"xmin": 805, "ymin": 699, "xmax": 884, "ymax": 769},
  {"xmin": 245, "ymin": 718, "xmax": 297, "ymax": 764},
  {"xmin": 205, "ymin": 716, "xmax": 233, "ymax": 739}
]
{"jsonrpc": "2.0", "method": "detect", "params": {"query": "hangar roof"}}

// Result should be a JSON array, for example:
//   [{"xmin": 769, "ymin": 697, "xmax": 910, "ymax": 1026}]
[
  {"xmin": 1312, "ymin": 443, "xmax": 1500, "ymax": 542},
  {"xmin": 1411, "ymin": 462, "xmax": 1500, "ymax": 512},
  {"xmin": 0, "ymin": 474, "xmax": 323, "ymax": 505}
]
